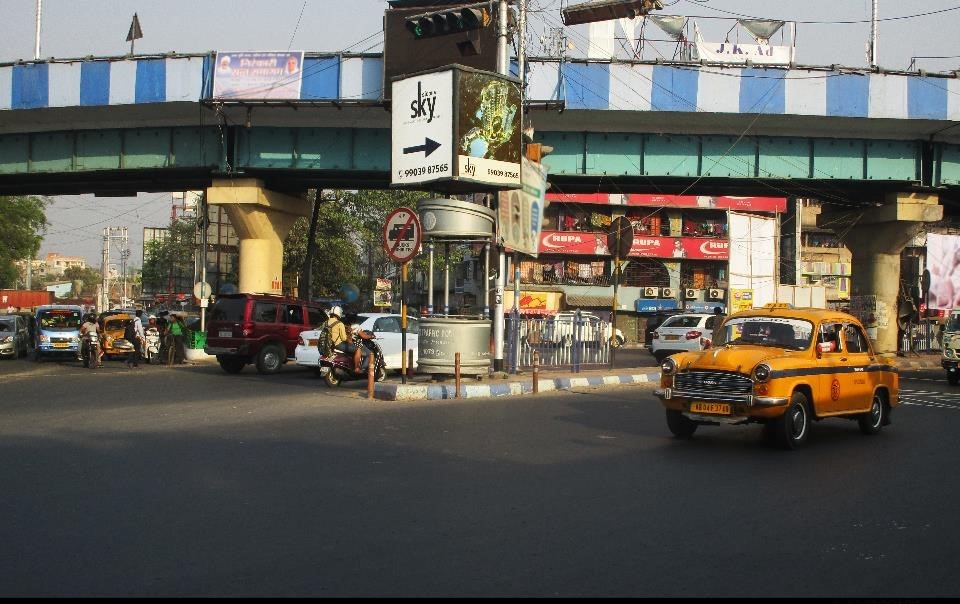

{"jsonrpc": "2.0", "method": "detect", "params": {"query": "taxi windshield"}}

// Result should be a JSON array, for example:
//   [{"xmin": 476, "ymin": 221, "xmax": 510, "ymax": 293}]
[
  {"xmin": 713, "ymin": 316, "xmax": 814, "ymax": 350},
  {"xmin": 38, "ymin": 310, "xmax": 81, "ymax": 330}
]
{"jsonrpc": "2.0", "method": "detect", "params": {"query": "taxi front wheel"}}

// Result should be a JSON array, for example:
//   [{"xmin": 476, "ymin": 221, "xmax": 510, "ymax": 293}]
[
  {"xmin": 770, "ymin": 392, "xmax": 810, "ymax": 450},
  {"xmin": 666, "ymin": 409, "xmax": 697, "ymax": 438}
]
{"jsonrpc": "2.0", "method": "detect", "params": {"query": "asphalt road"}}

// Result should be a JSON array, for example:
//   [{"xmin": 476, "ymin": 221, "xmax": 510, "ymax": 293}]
[{"xmin": 1, "ymin": 357, "xmax": 958, "ymax": 597}]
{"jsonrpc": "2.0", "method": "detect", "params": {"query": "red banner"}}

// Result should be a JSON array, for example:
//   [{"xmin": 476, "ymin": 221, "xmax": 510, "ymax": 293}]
[
  {"xmin": 538, "ymin": 231, "xmax": 728, "ymax": 260},
  {"xmin": 545, "ymin": 193, "xmax": 786, "ymax": 213}
]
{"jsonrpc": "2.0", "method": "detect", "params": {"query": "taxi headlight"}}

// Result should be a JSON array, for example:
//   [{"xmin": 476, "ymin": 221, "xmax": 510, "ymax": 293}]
[
  {"xmin": 661, "ymin": 357, "xmax": 678, "ymax": 375},
  {"xmin": 1, "ymin": 335, "xmax": 12, "ymax": 344},
  {"xmin": 753, "ymin": 363, "xmax": 771, "ymax": 383},
  {"xmin": 945, "ymin": 348, "xmax": 957, "ymax": 360}
]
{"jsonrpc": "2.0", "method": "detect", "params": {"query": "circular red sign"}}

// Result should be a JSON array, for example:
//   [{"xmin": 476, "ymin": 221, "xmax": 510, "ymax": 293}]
[{"xmin": 383, "ymin": 208, "xmax": 422, "ymax": 263}]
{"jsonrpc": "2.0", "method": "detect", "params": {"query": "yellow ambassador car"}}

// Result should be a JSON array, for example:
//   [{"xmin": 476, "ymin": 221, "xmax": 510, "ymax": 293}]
[{"xmin": 654, "ymin": 304, "xmax": 899, "ymax": 449}]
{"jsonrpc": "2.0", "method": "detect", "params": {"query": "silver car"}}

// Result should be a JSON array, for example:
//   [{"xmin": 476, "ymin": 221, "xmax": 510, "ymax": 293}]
[
  {"xmin": 0, "ymin": 314, "xmax": 30, "ymax": 359},
  {"xmin": 650, "ymin": 313, "xmax": 720, "ymax": 362}
]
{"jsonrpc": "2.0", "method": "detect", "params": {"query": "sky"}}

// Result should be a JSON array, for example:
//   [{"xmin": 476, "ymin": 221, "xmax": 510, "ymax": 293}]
[{"xmin": 1, "ymin": 0, "xmax": 959, "ymax": 268}]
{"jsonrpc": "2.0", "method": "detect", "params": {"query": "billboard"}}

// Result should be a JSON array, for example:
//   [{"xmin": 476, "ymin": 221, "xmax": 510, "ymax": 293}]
[
  {"xmin": 728, "ymin": 212, "xmax": 777, "ymax": 307},
  {"xmin": 213, "ymin": 51, "xmax": 304, "ymax": 100},
  {"xmin": 392, "ymin": 66, "xmax": 521, "ymax": 192},
  {"xmin": 926, "ymin": 233, "xmax": 960, "ymax": 310},
  {"xmin": 537, "ymin": 232, "xmax": 729, "ymax": 260},
  {"xmin": 498, "ymin": 158, "xmax": 547, "ymax": 257}
]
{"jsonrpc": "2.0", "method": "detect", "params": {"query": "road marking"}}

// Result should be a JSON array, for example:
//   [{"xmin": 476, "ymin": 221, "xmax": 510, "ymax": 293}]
[{"xmin": 899, "ymin": 388, "xmax": 960, "ymax": 410}]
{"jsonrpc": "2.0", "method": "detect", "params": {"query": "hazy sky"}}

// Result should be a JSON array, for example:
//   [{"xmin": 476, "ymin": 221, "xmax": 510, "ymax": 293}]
[{"xmin": 1, "ymin": 0, "xmax": 958, "ymax": 267}]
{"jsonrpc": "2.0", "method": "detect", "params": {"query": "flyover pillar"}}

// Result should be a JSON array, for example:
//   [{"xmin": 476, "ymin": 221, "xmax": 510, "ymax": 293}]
[
  {"xmin": 206, "ymin": 179, "xmax": 309, "ymax": 295},
  {"xmin": 819, "ymin": 192, "xmax": 941, "ymax": 354}
]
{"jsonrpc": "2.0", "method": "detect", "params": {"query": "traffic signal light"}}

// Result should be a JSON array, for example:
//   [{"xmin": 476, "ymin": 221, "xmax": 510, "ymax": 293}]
[{"xmin": 406, "ymin": 7, "xmax": 492, "ymax": 39}]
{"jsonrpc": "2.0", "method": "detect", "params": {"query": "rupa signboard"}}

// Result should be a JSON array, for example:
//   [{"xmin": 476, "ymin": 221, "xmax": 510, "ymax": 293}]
[{"xmin": 391, "ymin": 65, "xmax": 521, "ymax": 193}]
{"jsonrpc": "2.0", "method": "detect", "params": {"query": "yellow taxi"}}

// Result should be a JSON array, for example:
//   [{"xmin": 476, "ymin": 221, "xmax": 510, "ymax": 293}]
[
  {"xmin": 654, "ymin": 304, "xmax": 899, "ymax": 449},
  {"xmin": 101, "ymin": 312, "xmax": 137, "ymax": 359}
]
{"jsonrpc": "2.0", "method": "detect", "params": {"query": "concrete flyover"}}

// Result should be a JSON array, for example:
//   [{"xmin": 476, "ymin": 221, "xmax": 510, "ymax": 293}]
[{"xmin": 2, "ymin": 52, "xmax": 959, "ymax": 325}]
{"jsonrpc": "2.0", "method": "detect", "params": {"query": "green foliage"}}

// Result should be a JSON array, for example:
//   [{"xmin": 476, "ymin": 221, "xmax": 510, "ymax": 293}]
[
  {"xmin": 141, "ymin": 217, "xmax": 198, "ymax": 293},
  {"xmin": 63, "ymin": 266, "xmax": 103, "ymax": 296},
  {"xmin": 284, "ymin": 189, "xmax": 432, "ymax": 300},
  {"xmin": 0, "ymin": 195, "xmax": 48, "ymax": 288}
]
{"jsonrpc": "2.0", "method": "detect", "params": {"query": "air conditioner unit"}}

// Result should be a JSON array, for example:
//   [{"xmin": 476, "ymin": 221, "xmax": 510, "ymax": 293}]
[
  {"xmin": 643, "ymin": 286, "xmax": 660, "ymax": 297},
  {"xmin": 708, "ymin": 288, "xmax": 725, "ymax": 300},
  {"xmin": 684, "ymin": 288, "xmax": 698, "ymax": 300},
  {"xmin": 661, "ymin": 287, "xmax": 677, "ymax": 298}
]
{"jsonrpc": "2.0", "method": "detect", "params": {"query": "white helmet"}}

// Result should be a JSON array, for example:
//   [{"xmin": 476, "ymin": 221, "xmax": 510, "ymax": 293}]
[{"xmin": 330, "ymin": 305, "xmax": 343, "ymax": 317}]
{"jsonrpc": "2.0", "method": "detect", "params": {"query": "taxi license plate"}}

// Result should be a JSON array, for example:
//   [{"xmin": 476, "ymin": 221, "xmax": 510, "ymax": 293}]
[
  {"xmin": 664, "ymin": 334, "xmax": 680, "ymax": 341},
  {"xmin": 53, "ymin": 343, "xmax": 69, "ymax": 348},
  {"xmin": 690, "ymin": 402, "xmax": 731, "ymax": 415},
  {"xmin": 219, "ymin": 330, "xmax": 232, "ymax": 338}
]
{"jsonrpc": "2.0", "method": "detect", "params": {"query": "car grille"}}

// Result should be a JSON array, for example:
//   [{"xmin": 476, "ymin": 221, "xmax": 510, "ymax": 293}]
[
  {"xmin": 51, "ymin": 337, "xmax": 73, "ymax": 344},
  {"xmin": 674, "ymin": 371, "xmax": 753, "ymax": 396}
]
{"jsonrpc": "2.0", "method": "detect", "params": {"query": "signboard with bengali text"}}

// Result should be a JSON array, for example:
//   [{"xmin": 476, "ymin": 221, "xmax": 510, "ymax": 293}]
[{"xmin": 213, "ymin": 51, "xmax": 304, "ymax": 99}]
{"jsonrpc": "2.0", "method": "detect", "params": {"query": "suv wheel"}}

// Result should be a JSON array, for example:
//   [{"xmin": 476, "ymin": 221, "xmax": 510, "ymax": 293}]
[
  {"xmin": 256, "ymin": 344, "xmax": 284, "ymax": 375},
  {"xmin": 217, "ymin": 354, "xmax": 246, "ymax": 374}
]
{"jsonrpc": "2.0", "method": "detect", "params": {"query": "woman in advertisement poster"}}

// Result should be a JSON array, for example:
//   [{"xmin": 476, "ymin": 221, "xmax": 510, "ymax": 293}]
[{"xmin": 927, "ymin": 233, "xmax": 960, "ymax": 310}]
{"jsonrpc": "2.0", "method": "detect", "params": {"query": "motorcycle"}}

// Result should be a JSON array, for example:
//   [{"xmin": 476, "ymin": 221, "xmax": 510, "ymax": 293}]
[
  {"xmin": 318, "ymin": 333, "xmax": 387, "ymax": 387},
  {"xmin": 144, "ymin": 327, "xmax": 161, "ymax": 363},
  {"xmin": 80, "ymin": 332, "xmax": 101, "ymax": 369}
]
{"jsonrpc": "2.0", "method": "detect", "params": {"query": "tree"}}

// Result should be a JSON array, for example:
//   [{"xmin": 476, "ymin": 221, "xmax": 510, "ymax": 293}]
[
  {"xmin": 0, "ymin": 195, "xmax": 48, "ymax": 288},
  {"xmin": 63, "ymin": 266, "xmax": 103, "ymax": 296},
  {"xmin": 284, "ymin": 189, "xmax": 431, "ymax": 302},
  {"xmin": 141, "ymin": 217, "xmax": 198, "ymax": 295}
]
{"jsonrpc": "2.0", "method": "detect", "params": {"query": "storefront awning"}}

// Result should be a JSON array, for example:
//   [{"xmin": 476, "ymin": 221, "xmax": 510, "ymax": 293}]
[{"xmin": 565, "ymin": 295, "xmax": 614, "ymax": 308}]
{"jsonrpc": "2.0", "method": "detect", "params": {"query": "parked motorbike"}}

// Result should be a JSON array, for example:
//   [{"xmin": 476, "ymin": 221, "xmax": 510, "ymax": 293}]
[
  {"xmin": 80, "ymin": 332, "xmax": 101, "ymax": 369},
  {"xmin": 144, "ymin": 327, "xmax": 160, "ymax": 363},
  {"xmin": 319, "ymin": 333, "xmax": 387, "ymax": 387}
]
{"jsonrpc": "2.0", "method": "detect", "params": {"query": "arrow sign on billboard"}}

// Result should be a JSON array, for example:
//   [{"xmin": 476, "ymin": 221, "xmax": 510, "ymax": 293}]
[{"xmin": 403, "ymin": 137, "xmax": 441, "ymax": 157}]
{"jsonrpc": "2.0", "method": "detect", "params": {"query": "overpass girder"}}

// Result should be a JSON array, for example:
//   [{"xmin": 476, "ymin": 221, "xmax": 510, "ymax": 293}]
[
  {"xmin": 0, "ymin": 127, "xmax": 221, "ymax": 176},
  {"xmin": 539, "ymin": 132, "xmax": 921, "ymax": 183},
  {"xmin": 234, "ymin": 127, "xmax": 390, "ymax": 172}
]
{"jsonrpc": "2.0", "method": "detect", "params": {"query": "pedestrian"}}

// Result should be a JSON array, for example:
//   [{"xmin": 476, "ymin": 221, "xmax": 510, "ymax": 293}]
[
  {"xmin": 714, "ymin": 306, "xmax": 724, "ymax": 318},
  {"xmin": 124, "ymin": 309, "xmax": 145, "ymax": 367},
  {"xmin": 156, "ymin": 311, "xmax": 170, "ymax": 363},
  {"xmin": 169, "ymin": 313, "xmax": 187, "ymax": 365},
  {"xmin": 144, "ymin": 315, "xmax": 160, "ymax": 363}
]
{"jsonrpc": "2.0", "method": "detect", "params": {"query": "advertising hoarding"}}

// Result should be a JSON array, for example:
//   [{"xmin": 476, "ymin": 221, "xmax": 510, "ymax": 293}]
[
  {"xmin": 537, "ymin": 232, "xmax": 729, "ymax": 260},
  {"xmin": 498, "ymin": 158, "xmax": 547, "ymax": 257},
  {"xmin": 392, "ymin": 66, "xmax": 521, "ymax": 192},
  {"xmin": 213, "ymin": 51, "xmax": 304, "ymax": 99}
]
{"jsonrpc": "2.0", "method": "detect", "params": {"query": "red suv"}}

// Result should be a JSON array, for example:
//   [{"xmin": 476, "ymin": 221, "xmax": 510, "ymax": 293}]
[{"xmin": 205, "ymin": 293, "xmax": 327, "ymax": 374}]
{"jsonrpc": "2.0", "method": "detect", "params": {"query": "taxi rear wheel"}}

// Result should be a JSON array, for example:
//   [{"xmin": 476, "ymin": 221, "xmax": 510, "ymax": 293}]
[
  {"xmin": 771, "ymin": 392, "xmax": 810, "ymax": 450},
  {"xmin": 858, "ymin": 392, "xmax": 885, "ymax": 435},
  {"xmin": 948, "ymin": 372, "xmax": 959, "ymax": 386},
  {"xmin": 666, "ymin": 409, "xmax": 697, "ymax": 438}
]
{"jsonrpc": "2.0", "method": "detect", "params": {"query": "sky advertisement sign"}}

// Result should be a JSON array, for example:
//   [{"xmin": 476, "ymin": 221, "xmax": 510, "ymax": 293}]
[
  {"xmin": 392, "ymin": 66, "xmax": 520, "ymax": 191},
  {"xmin": 213, "ymin": 51, "xmax": 304, "ymax": 99}
]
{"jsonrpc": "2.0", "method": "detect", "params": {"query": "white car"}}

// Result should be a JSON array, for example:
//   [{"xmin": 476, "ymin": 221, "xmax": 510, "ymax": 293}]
[
  {"xmin": 650, "ymin": 312, "xmax": 720, "ymax": 362},
  {"xmin": 296, "ymin": 313, "xmax": 418, "ymax": 372}
]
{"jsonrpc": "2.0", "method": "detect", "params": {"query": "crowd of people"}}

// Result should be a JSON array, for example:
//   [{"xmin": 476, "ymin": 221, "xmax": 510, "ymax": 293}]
[{"xmin": 78, "ymin": 308, "xmax": 190, "ymax": 368}]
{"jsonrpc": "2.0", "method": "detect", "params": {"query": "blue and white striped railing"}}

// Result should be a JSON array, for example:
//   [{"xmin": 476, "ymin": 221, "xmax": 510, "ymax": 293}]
[{"xmin": 1, "ymin": 53, "xmax": 957, "ymax": 122}]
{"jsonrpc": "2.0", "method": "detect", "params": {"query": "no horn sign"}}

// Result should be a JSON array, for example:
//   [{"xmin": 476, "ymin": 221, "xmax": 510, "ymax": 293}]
[{"xmin": 383, "ymin": 208, "xmax": 422, "ymax": 263}]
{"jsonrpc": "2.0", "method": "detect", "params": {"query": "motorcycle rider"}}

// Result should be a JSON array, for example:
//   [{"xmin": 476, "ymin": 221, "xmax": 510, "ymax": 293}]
[
  {"xmin": 79, "ymin": 312, "xmax": 102, "ymax": 367},
  {"xmin": 327, "ymin": 306, "xmax": 362, "ymax": 373}
]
